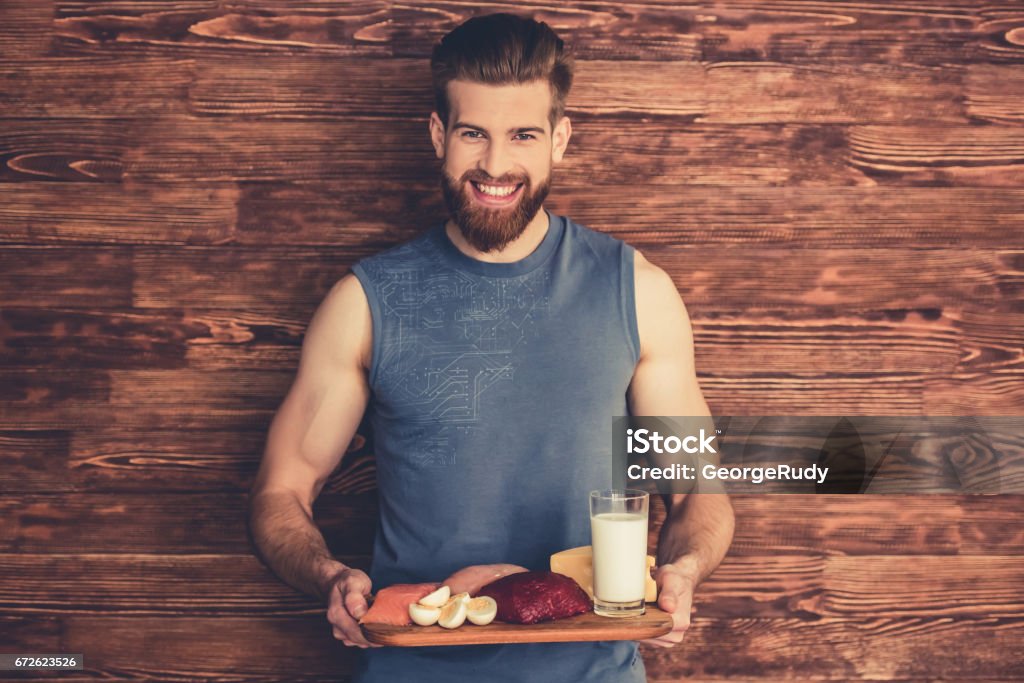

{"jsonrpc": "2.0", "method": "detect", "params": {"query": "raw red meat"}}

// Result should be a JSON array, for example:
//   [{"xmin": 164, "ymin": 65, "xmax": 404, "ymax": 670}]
[{"xmin": 478, "ymin": 571, "xmax": 592, "ymax": 624}]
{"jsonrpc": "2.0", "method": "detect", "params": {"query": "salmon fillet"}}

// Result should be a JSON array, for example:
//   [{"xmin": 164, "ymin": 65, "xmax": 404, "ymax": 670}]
[{"xmin": 358, "ymin": 582, "xmax": 440, "ymax": 626}]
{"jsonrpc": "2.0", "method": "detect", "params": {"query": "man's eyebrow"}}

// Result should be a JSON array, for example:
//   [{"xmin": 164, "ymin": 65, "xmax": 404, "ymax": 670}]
[
  {"xmin": 512, "ymin": 126, "xmax": 547, "ymax": 135},
  {"xmin": 451, "ymin": 121, "xmax": 547, "ymax": 135}
]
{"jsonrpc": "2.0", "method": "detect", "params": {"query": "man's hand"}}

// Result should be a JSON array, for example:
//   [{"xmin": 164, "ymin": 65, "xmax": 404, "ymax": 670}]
[
  {"xmin": 324, "ymin": 566, "xmax": 382, "ymax": 648},
  {"xmin": 641, "ymin": 561, "xmax": 699, "ymax": 648}
]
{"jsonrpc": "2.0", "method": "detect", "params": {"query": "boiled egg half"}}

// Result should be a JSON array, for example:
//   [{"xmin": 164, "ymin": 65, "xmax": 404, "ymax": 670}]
[{"xmin": 466, "ymin": 596, "xmax": 497, "ymax": 626}]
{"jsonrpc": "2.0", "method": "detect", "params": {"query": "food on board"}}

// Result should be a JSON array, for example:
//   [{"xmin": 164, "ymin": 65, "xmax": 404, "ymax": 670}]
[
  {"xmin": 418, "ymin": 585, "xmax": 451, "ymax": 608},
  {"xmin": 438, "ymin": 595, "xmax": 469, "ymax": 629},
  {"xmin": 409, "ymin": 601, "xmax": 442, "ymax": 626},
  {"xmin": 360, "ymin": 583, "xmax": 440, "ymax": 626},
  {"xmin": 444, "ymin": 563, "xmax": 529, "ymax": 596},
  {"xmin": 478, "ymin": 570, "xmax": 592, "ymax": 624},
  {"xmin": 466, "ymin": 596, "xmax": 498, "ymax": 625}
]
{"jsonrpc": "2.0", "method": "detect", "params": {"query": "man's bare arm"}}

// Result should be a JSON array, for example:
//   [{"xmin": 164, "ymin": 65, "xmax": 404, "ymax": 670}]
[
  {"xmin": 628, "ymin": 250, "xmax": 735, "ymax": 646},
  {"xmin": 248, "ymin": 274, "xmax": 378, "ymax": 647}
]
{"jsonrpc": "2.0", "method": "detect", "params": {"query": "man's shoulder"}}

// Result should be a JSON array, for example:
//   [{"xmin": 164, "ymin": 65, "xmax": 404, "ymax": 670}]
[
  {"xmin": 565, "ymin": 212, "xmax": 673, "ymax": 311},
  {"xmin": 352, "ymin": 225, "xmax": 441, "ymax": 278},
  {"xmin": 561, "ymin": 214, "xmax": 633, "ymax": 261},
  {"xmin": 631, "ymin": 248, "xmax": 682, "ymax": 321}
]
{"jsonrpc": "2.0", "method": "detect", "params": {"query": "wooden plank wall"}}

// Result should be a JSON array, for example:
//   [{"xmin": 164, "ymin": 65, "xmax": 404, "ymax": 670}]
[{"xmin": 1, "ymin": 1, "xmax": 1023, "ymax": 680}]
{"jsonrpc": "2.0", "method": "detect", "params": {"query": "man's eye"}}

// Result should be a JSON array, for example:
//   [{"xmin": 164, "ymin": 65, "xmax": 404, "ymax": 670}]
[
  {"xmin": 514, "ymin": 133, "xmax": 535, "ymax": 141},
  {"xmin": 462, "ymin": 131, "xmax": 483, "ymax": 138}
]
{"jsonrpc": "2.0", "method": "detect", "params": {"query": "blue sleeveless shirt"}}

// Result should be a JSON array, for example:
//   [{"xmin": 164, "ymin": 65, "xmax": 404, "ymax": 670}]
[{"xmin": 350, "ymin": 211, "xmax": 646, "ymax": 682}]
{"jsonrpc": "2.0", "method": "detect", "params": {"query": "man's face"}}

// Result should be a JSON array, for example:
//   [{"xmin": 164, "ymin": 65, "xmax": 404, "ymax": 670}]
[{"xmin": 430, "ymin": 79, "xmax": 571, "ymax": 253}]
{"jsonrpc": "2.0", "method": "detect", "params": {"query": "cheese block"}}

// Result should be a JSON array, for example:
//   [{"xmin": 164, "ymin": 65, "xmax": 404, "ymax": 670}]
[{"xmin": 550, "ymin": 545, "xmax": 658, "ymax": 603}]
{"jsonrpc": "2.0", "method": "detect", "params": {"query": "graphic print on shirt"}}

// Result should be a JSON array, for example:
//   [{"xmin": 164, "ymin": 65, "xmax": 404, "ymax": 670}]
[{"xmin": 359, "ymin": 237, "xmax": 552, "ymax": 466}]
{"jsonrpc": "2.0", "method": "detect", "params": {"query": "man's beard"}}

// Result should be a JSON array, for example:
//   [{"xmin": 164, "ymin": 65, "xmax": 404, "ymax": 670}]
[{"xmin": 440, "ymin": 168, "xmax": 551, "ymax": 253}]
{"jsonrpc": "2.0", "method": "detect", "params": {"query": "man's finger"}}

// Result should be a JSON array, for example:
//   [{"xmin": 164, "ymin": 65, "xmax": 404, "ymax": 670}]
[
  {"xmin": 640, "ymin": 636, "xmax": 679, "ymax": 648},
  {"xmin": 329, "ymin": 595, "xmax": 375, "ymax": 647},
  {"xmin": 656, "ymin": 572, "xmax": 684, "ymax": 613},
  {"xmin": 642, "ymin": 625, "xmax": 688, "ymax": 646},
  {"xmin": 666, "ymin": 602, "xmax": 692, "ymax": 631},
  {"xmin": 340, "ymin": 618, "xmax": 374, "ymax": 647},
  {"xmin": 656, "ymin": 566, "xmax": 686, "ymax": 593},
  {"xmin": 642, "ymin": 571, "xmax": 695, "ymax": 649},
  {"xmin": 331, "ymin": 625, "xmax": 366, "ymax": 649},
  {"xmin": 657, "ymin": 573, "xmax": 694, "ymax": 624},
  {"xmin": 344, "ymin": 589, "xmax": 369, "ymax": 621}
]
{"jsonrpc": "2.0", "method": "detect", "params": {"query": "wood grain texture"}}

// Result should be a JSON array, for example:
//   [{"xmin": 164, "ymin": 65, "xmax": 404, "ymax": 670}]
[
  {"xmin": 0, "ymin": 57, "xmax": 193, "ymax": 118},
  {"xmin": 0, "ymin": 118, "xmax": 130, "ymax": 182},
  {"xmin": 694, "ymin": 0, "xmax": 987, "ymax": 65},
  {"xmin": 0, "ymin": 369, "xmax": 288, "ymax": 429},
  {"xmin": 0, "ymin": 492, "xmax": 378, "ymax": 554},
  {"xmin": 362, "ymin": 608, "xmax": 674, "ymax": 646},
  {"xmin": 52, "ymin": 0, "xmax": 392, "ymax": 58},
  {"xmin": 129, "ymin": 246, "xmax": 362, "ymax": 311},
  {"xmin": 701, "ymin": 61, "xmax": 968, "ymax": 124},
  {"xmin": 0, "ymin": 247, "xmax": 133, "ymax": 307},
  {"xmin": 847, "ymin": 124, "xmax": 1024, "ymax": 187},
  {"xmin": 726, "ymin": 494, "xmax": 1024, "ymax": 556},
  {"xmin": 977, "ymin": 4, "xmax": 1024, "ymax": 63},
  {"xmin": 2, "ymin": 0, "xmax": 1023, "ymax": 680},
  {"xmin": 649, "ymin": 247, "xmax": 1012, "ymax": 310},
  {"xmin": 0, "ymin": 183, "xmax": 238, "ymax": 244},
  {"xmin": 0, "ymin": 1, "xmax": 53, "ymax": 58},
  {"xmin": 0, "ymin": 307, "xmax": 205, "ymax": 369},
  {"xmin": 966, "ymin": 63, "xmax": 1024, "ymax": 124},
  {"xmin": 0, "ymin": 553, "xmax": 370, "ymax": 616},
  {"xmin": 639, "ymin": 616, "xmax": 1024, "ymax": 680}
]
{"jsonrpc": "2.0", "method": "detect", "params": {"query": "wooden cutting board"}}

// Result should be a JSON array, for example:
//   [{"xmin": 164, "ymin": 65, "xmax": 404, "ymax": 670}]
[{"xmin": 361, "ymin": 607, "xmax": 673, "ymax": 646}]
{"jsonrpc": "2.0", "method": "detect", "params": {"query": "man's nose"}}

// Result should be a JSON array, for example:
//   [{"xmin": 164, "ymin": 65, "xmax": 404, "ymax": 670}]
[{"xmin": 479, "ymin": 139, "xmax": 515, "ymax": 180}]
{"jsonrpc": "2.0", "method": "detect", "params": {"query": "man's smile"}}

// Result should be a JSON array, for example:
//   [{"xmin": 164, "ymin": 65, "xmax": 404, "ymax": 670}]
[{"xmin": 469, "ymin": 180, "xmax": 525, "ymax": 207}]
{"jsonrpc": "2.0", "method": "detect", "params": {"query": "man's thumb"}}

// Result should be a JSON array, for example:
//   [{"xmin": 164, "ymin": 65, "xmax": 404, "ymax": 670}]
[
  {"xmin": 659, "ymin": 592, "xmax": 678, "ymax": 612},
  {"xmin": 348, "ymin": 594, "xmax": 368, "ymax": 619}
]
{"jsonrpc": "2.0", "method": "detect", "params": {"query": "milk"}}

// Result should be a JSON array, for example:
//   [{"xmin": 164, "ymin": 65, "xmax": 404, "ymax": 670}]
[{"xmin": 590, "ymin": 512, "xmax": 648, "ymax": 603}]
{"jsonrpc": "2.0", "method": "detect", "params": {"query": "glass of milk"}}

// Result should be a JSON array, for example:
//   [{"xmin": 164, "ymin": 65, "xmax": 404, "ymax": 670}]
[{"xmin": 589, "ymin": 489, "xmax": 649, "ymax": 617}]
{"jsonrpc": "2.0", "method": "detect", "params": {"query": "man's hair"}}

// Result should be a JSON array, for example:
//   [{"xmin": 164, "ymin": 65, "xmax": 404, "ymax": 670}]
[{"xmin": 430, "ymin": 13, "xmax": 574, "ymax": 131}]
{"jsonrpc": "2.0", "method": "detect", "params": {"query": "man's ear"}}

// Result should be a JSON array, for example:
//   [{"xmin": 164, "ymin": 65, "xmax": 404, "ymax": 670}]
[
  {"xmin": 551, "ymin": 115, "xmax": 572, "ymax": 163},
  {"xmin": 429, "ymin": 112, "xmax": 446, "ymax": 160}
]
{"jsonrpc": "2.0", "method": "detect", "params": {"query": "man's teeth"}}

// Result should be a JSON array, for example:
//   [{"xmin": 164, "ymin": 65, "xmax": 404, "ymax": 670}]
[{"xmin": 474, "ymin": 182, "xmax": 519, "ymax": 197}]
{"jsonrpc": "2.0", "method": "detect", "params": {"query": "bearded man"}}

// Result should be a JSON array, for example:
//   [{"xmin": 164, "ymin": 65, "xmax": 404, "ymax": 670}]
[{"xmin": 249, "ymin": 13, "xmax": 734, "ymax": 683}]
